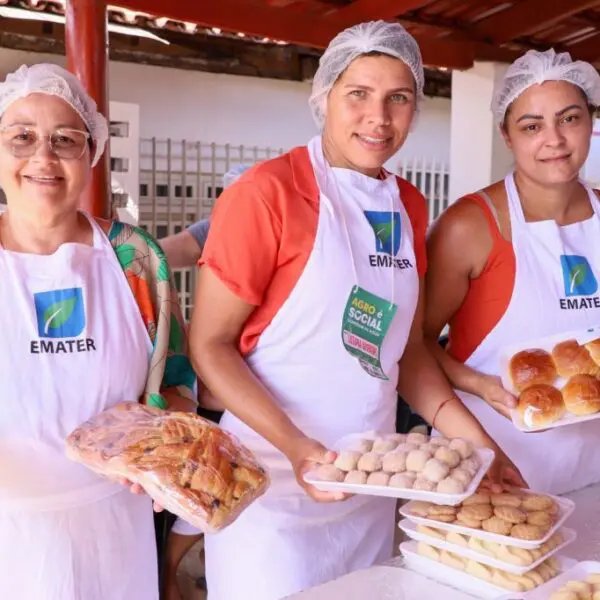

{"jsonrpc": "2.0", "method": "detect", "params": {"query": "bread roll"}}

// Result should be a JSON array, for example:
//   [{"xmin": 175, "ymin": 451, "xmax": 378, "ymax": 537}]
[
  {"xmin": 517, "ymin": 384, "xmax": 565, "ymax": 428},
  {"xmin": 563, "ymin": 374, "xmax": 600, "ymax": 416},
  {"xmin": 552, "ymin": 339, "xmax": 600, "ymax": 378},
  {"xmin": 510, "ymin": 349, "xmax": 557, "ymax": 392},
  {"xmin": 585, "ymin": 338, "xmax": 600, "ymax": 366}
]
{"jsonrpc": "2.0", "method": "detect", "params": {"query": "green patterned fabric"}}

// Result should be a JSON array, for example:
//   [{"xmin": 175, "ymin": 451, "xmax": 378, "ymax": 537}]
[{"xmin": 106, "ymin": 220, "xmax": 196, "ymax": 408}]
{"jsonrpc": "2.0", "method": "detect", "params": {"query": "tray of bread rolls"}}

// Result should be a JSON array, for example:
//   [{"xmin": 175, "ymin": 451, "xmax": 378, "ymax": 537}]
[
  {"xmin": 399, "ymin": 489, "xmax": 575, "ymax": 549},
  {"xmin": 400, "ymin": 540, "xmax": 574, "ymax": 598},
  {"xmin": 303, "ymin": 431, "xmax": 494, "ymax": 505},
  {"xmin": 499, "ymin": 327, "xmax": 600, "ymax": 432},
  {"xmin": 398, "ymin": 519, "xmax": 576, "ymax": 575}
]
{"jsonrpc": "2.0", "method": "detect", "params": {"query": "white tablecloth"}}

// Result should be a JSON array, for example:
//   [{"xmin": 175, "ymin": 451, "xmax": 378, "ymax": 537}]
[{"xmin": 289, "ymin": 484, "xmax": 600, "ymax": 600}]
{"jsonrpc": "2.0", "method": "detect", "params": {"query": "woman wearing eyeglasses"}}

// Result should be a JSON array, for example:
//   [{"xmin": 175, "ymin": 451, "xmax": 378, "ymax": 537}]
[{"xmin": 0, "ymin": 64, "xmax": 196, "ymax": 599}]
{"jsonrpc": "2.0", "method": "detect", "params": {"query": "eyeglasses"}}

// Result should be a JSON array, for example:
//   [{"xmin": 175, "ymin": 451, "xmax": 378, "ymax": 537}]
[{"xmin": 0, "ymin": 125, "xmax": 91, "ymax": 160}]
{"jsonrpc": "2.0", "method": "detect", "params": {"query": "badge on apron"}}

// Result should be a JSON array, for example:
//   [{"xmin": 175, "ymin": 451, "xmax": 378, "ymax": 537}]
[{"xmin": 341, "ymin": 285, "xmax": 398, "ymax": 380}]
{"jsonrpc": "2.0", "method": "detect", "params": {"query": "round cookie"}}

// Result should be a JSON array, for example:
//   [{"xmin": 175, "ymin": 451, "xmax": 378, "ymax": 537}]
[
  {"xmin": 460, "ymin": 504, "xmax": 493, "ymax": 521},
  {"xmin": 491, "ymin": 493, "xmax": 522, "ymax": 508},
  {"xmin": 413, "ymin": 478, "xmax": 437, "ymax": 492},
  {"xmin": 481, "ymin": 516, "xmax": 513, "ymax": 535},
  {"xmin": 409, "ymin": 501, "xmax": 434, "ymax": 517},
  {"xmin": 372, "ymin": 438, "xmax": 398, "ymax": 454},
  {"xmin": 381, "ymin": 450, "xmax": 408, "ymax": 473},
  {"xmin": 462, "ymin": 491, "xmax": 491, "ymax": 506},
  {"xmin": 366, "ymin": 471, "xmax": 390, "ymax": 486},
  {"xmin": 388, "ymin": 473, "xmax": 415, "ymax": 489},
  {"xmin": 511, "ymin": 524, "xmax": 545, "ymax": 541},
  {"xmin": 356, "ymin": 451, "xmax": 383, "ymax": 472},
  {"xmin": 527, "ymin": 510, "xmax": 554, "ymax": 528},
  {"xmin": 455, "ymin": 513, "xmax": 483, "ymax": 529},
  {"xmin": 407, "ymin": 432, "xmax": 429, "ymax": 445},
  {"xmin": 468, "ymin": 536, "xmax": 495, "ymax": 557},
  {"xmin": 406, "ymin": 449, "xmax": 431, "ymax": 473},
  {"xmin": 521, "ymin": 494, "xmax": 555, "ymax": 512},
  {"xmin": 314, "ymin": 464, "xmax": 345, "ymax": 482},
  {"xmin": 334, "ymin": 450, "xmax": 362, "ymax": 471},
  {"xmin": 416, "ymin": 525, "xmax": 446, "ymax": 540},
  {"xmin": 428, "ymin": 504, "xmax": 457, "ymax": 517},
  {"xmin": 494, "ymin": 505, "xmax": 527, "ymax": 524},
  {"xmin": 449, "ymin": 438, "xmax": 473, "ymax": 459},
  {"xmin": 435, "ymin": 446, "xmax": 462, "ymax": 469},
  {"xmin": 344, "ymin": 470, "xmax": 367, "ymax": 485},
  {"xmin": 437, "ymin": 477, "xmax": 465, "ymax": 495},
  {"xmin": 429, "ymin": 436, "xmax": 450, "ymax": 447},
  {"xmin": 422, "ymin": 458, "xmax": 451, "ymax": 483},
  {"xmin": 460, "ymin": 455, "xmax": 481, "ymax": 475},
  {"xmin": 450, "ymin": 467, "xmax": 473, "ymax": 488}
]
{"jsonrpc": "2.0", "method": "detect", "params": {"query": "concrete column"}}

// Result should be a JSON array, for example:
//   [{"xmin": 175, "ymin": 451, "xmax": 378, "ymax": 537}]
[{"xmin": 449, "ymin": 62, "xmax": 513, "ymax": 203}]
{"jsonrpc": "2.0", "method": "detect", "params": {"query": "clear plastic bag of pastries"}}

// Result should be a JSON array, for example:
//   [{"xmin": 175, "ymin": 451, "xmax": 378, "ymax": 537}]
[{"xmin": 66, "ymin": 402, "xmax": 270, "ymax": 533}]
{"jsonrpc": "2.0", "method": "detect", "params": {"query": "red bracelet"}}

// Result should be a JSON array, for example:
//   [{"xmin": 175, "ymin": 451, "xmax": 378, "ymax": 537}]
[{"xmin": 432, "ymin": 396, "xmax": 458, "ymax": 430}]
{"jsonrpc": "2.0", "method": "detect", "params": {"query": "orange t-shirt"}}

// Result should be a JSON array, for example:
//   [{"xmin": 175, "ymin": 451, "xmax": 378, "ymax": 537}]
[{"xmin": 200, "ymin": 145, "xmax": 428, "ymax": 355}]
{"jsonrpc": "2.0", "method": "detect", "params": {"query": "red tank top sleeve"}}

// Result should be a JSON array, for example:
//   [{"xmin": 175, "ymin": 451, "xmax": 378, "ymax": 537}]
[
  {"xmin": 446, "ymin": 194, "xmax": 516, "ymax": 363},
  {"xmin": 397, "ymin": 177, "xmax": 428, "ymax": 276}
]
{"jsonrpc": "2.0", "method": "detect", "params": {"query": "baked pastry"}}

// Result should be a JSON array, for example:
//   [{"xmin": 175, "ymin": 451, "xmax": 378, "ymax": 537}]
[
  {"xmin": 436, "ymin": 477, "xmax": 465, "ymax": 495},
  {"xmin": 389, "ymin": 473, "xmax": 415, "ymax": 489},
  {"xmin": 517, "ymin": 384, "xmax": 565, "ymax": 428},
  {"xmin": 491, "ymin": 493, "xmax": 522, "ymax": 508},
  {"xmin": 356, "ymin": 451, "xmax": 383, "ymax": 472},
  {"xmin": 521, "ymin": 494, "xmax": 555, "ymax": 512},
  {"xmin": 413, "ymin": 478, "xmax": 437, "ymax": 492},
  {"xmin": 406, "ymin": 449, "xmax": 431, "ymax": 472},
  {"xmin": 366, "ymin": 471, "xmax": 390, "ymax": 486},
  {"xmin": 511, "ymin": 524, "xmax": 545, "ymax": 540},
  {"xmin": 462, "ymin": 491, "xmax": 490, "ymax": 506},
  {"xmin": 422, "ymin": 458, "xmax": 450, "ymax": 483},
  {"xmin": 334, "ymin": 450, "xmax": 361, "ymax": 471},
  {"xmin": 459, "ymin": 504, "xmax": 493, "ymax": 521},
  {"xmin": 416, "ymin": 525, "xmax": 446, "ymax": 541},
  {"xmin": 493, "ymin": 505, "xmax": 527, "ymax": 524},
  {"xmin": 66, "ymin": 402, "xmax": 270, "ymax": 532},
  {"xmin": 552, "ymin": 339, "xmax": 600, "ymax": 378},
  {"xmin": 481, "ymin": 516, "xmax": 512, "ymax": 535},
  {"xmin": 344, "ymin": 470, "xmax": 367, "ymax": 485},
  {"xmin": 509, "ymin": 348, "xmax": 558, "ymax": 391},
  {"xmin": 449, "ymin": 438, "xmax": 473, "ymax": 459},
  {"xmin": 381, "ymin": 450, "xmax": 408, "ymax": 473},
  {"xmin": 314, "ymin": 464, "xmax": 345, "ymax": 482},
  {"xmin": 371, "ymin": 438, "xmax": 398, "ymax": 454},
  {"xmin": 449, "ymin": 468, "xmax": 473, "ymax": 487},
  {"xmin": 585, "ymin": 338, "xmax": 600, "ymax": 366},
  {"xmin": 562, "ymin": 374, "xmax": 600, "ymax": 416}
]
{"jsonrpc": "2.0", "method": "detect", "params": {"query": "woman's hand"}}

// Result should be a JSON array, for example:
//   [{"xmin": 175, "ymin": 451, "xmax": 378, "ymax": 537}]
[
  {"xmin": 285, "ymin": 437, "xmax": 352, "ymax": 503},
  {"xmin": 480, "ymin": 443, "xmax": 528, "ymax": 493},
  {"xmin": 476, "ymin": 374, "xmax": 517, "ymax": 419},
  {"xmin": 114, "ymin": 476, "xmax": 165, "ymax": 512}
]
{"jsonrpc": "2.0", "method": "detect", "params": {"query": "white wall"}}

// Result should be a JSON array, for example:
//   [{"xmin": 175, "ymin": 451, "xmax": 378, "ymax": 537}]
[{"xmin": 0, "ymin": 47, "xmax": 451, "ymax": 164}]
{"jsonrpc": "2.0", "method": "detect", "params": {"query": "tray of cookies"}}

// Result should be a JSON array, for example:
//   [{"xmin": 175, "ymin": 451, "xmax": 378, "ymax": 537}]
[
  {"xmin": 499, "ymin": 327, "xmax": 600, "ymax": 432},
  {"xmin": 516, "ymin": 561, "xmax": 600, "ymax": 600},
  {"xmin": 302, "ymin": 431, "xmax": 495, "ymax": 505},
  {"xmin": 400, "ymin": 540, "xmax": 573, "ymax": 598},
  {"xmin": 399, "ymin": 489, "xmax": 575, "ymax": 549},
  {"xmin": 398, "ymin": 519, "xmax": 576, "ymax": 576},
  {"xmin": 66, "ymin": 402, "xmax": 270, "ymax": 533}
]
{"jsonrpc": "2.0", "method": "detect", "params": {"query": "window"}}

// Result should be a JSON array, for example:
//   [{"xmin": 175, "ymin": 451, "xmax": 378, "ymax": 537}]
[
  {"xmin": 109, "ymin": 121, "xmax": 129, "ymax": 138},
  {"xmin": 110, "ymin": 157, "xmax": 129, "ymax": 173},
  {"xmin": 207, "ymin": 186, "xmax": 224, "ymax": 199},
  {"xmin": 156, "ymin": 184, "xmax": 169, "ymax": 197},
  {"xmin": 175, "ymin": 185, "xmax": 194, "ymax": 198},
  {"xmin": 156, "ymin": 225, "xmax": 168, "ymax": 239},
  {"xmin": 139, "ymin": 184, "xmax": 148, "ymax": 197}
]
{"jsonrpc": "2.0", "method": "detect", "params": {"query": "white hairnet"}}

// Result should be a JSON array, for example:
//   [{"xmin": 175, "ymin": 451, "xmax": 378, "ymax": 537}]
[
  {"xmin": 491, "ymin": 49, "xmax": 600, "ymax": 124},
  {"xmin": 309, "ymin": 20, "xmax": 425, "ymax": 129},
  {"xmin": 223, "ymin": 163, "xmax": 252, "ymax": 188},
  {"xmin": 0, "ymin": 63, "xmax": 108, "ymax": 166}
]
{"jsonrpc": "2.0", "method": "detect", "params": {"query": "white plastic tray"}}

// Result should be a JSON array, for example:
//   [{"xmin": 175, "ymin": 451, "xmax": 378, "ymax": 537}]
[
  {"xmin": 498, "ymin": 326, "xmax": 600, "ymax": 432},
  {"xmin": 400, "ymin": 540, "xmax": 576, "ymax": 599},
  {"xmin": 304, "ymin": 431, "xmax": 495, "ymax": 506},
  {"xmin": 500, "ymin": 560, "xmax": 600, "ymax": 599},
  {"xmin": 398, "ymin": 519, "xmax": 577, "ymax": 576},
  {"xmin": 399, "ymin": 492, "xmax": 575, "ymax": 549}
]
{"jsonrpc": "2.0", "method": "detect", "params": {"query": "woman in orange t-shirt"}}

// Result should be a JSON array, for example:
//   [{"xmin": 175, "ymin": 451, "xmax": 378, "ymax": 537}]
[{"xmin": 190, "ymin": 21, "xmax": 521, "ymax": 600}]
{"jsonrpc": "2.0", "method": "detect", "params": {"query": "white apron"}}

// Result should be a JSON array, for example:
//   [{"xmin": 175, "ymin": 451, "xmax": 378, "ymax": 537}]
[
  {"xmin": 0, "ymin": 213, "xmax": 158, "ymax": 599},
  {"xmin": 205, "ymin": 137, "xmax": 420, "ymax": 600},
  {"xmin": 459, "ymin": 173, "xmax": 600, "ymax": 494}
]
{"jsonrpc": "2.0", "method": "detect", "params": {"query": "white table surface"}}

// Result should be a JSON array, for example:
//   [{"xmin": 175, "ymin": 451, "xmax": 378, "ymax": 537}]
[{"xmin": 288, "ymin": 484, "xmax": 600, "ymax": 600}]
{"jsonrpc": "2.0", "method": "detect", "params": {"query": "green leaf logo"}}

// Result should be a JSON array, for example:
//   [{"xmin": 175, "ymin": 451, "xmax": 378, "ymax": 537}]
[
  {"xmin": 375, "ymin": 222, "xmax": 392, "ymax": 245},
  {"xmin": 570, "ymin": 264, "xmax": 586, "ymax": 294},
  {"xmin": 43, "ymin": 298, "xmax": 76, "ymax": 334}
]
